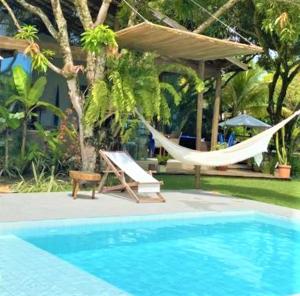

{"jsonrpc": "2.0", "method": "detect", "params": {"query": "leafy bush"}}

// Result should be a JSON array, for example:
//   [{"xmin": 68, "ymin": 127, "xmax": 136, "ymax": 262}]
[
  {"xmin": 13, "ymin": 162, "xmax": 71, "ymax": 193},
  {"xmin": 261, "ymin": 158, "xmax": 277, "ymax": 174},
  {"xmin": 291, "ymin": 154, "xmax": 300, "ymax": 177}
]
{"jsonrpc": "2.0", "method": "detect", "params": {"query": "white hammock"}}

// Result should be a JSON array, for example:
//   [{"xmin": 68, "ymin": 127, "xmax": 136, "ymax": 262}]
[{"xmin": 136, "ymin": 110, "xmax": 300, "ymax": 167}]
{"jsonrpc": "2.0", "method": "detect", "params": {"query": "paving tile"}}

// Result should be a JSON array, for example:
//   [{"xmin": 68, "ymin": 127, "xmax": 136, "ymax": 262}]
[{"xmin": 0, "ymin": 235, "xmax": 129, "ymax": 296}]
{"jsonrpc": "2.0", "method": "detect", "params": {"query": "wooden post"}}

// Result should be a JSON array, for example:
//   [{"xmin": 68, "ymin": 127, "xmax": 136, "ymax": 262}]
[
  {"xmin": 211, "ymin": 70, "xmax": 222, "ymax": 150},
  {"xmin": 195, "ymin": 61, "xmax": 205, "ymax": 189}
]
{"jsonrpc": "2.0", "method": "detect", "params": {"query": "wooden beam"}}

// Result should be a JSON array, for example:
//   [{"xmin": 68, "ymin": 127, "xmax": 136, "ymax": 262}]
[
  {"xmin": 226, "ymin": 57, "xmax": 248, "ymax": 70},
  {"xmin": 151, "ymin": 9, "xmax": 188, "ymax": 31},
  {"xmin": 195, "ymin": 61, "xmax": 205, "ymax": 189},
  {"xmin": 211, "ymin": 70, "xmax": 222, "ymax": 150}
]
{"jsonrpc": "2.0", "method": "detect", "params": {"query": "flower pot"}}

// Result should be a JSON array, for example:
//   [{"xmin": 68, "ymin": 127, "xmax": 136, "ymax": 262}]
[
  {"xmin": 158, "ymin": 165, "xmax": 167, "ymax": 173},
  {"xmin": 277, "ymin": 164, "xmax": 291, "ymax": 179}
]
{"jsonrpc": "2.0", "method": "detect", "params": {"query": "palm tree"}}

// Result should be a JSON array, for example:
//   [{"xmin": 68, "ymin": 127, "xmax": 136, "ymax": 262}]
[
  {"xmin": 6, "ymin": 66, "xmax": 64, "ymax": 157},
  {"xmin": 222, "ymin": 66, "xmax": 269, "ymax": 118}
]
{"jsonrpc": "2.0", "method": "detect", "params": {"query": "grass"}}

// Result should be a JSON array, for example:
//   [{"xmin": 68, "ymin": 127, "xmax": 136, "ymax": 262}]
[{"xmin": 156, "ymin": 174, "xmax": 300, "ymax": 210}]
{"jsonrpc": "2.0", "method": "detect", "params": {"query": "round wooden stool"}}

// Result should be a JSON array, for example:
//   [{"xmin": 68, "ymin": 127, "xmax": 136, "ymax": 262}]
[{"xmin": 69, "ymin": 171, "xmax": 101, "ymax": 199}]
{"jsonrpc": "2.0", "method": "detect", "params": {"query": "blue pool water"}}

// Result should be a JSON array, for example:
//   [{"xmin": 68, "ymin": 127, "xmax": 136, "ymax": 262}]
[{"xmin": 9, "ymin": 213, "xmax": 300, "ymax": 295}]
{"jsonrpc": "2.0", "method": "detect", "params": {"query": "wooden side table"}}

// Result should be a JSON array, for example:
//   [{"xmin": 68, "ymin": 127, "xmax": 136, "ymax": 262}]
[{"xmin": 69, "ymin": 171, "xmax": 101, "ymax": 199}]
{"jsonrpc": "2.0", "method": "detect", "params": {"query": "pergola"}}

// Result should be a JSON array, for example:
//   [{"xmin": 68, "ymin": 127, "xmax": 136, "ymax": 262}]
[
  {"xmin": 0, "ymin": 21, "xmax": 263, "ymax": 187},
  {"xmin": 116, "ymin": 22, "xmax": 263, "ymax": 187}
]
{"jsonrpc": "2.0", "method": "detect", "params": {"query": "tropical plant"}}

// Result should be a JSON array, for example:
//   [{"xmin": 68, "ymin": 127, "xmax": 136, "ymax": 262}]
[
  {"xmin": 81, "ymin": 24, "xmax": 117, "ymax": 54},
  {"xmin": 34, "ymin": 121, "xmax": 81, "ymax": 172},
  {"xmin": 268, "ymin": 71, "xmax": 300, "ymax": 160},
  {"xmin": 34, "ymin": 123, "xmax": 64, "ymax": 166},
  {"xmin": 15, "ymin": 24, "xmax": 38, "ymax": 41},
  {"xmin": 83, "ymin": 51, "xmax": 204, "ymax": 143},
  {"xmin": 0, "ymin": 74, "xmax": 15, "ymax": 102},
  {"xmin": 13, "ymin": 162, "xmax": 71, "ymax": 193},
  {"xmin": 249, "ymin": 1, "xmax": 300, "ymax": 125},
  {"xmin": 5, "ymin": 66, "xmax": 64, "ymax": 157},
  {"xmin": 0, "ymin": 106, "xmax": 24, "ymax": 175},
  {"xmin": 215, "ymin": 142, "xmax": 228, "ymax": 150},
  {"xmin": 222, "ymin": 66, "xmax": 269, "ymax": 118},
  {"xmin": 276, "ymin": 127, "xmax": 289, "ymax": 165},
  {"xmin": 157, "ymin": 154, "xmax": 171, "ymax": 165},
  {"xmin": 1, "ymin": 0, "xmax": 212, "ymax": 172},
  {"xmin": 15, "ymin": 25, "xmax": 55, "ymax": 72}
]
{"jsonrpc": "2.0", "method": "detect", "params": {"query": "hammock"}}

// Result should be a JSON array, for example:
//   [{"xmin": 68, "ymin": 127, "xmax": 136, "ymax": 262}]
[{"xmin": 136, "ymin": 110, "xmax": 300, "ymax": 167}]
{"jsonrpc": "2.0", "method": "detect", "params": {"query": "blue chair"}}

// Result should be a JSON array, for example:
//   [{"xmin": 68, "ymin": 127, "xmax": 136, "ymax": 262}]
[{"xmin": 227, "ymin": 132, "xmax": 236, "ymax": 147}]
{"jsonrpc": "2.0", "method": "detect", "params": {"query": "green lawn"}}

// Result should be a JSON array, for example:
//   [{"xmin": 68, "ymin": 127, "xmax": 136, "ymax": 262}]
[{"xmin": 156, "ymin": 175, "xmax": 300, "ymax": 209}]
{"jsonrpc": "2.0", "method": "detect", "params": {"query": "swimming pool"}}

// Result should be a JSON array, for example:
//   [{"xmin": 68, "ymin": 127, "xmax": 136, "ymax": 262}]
[{"xmin": 1, "ymin": 212, "xmax": 299, "ymax": 296}]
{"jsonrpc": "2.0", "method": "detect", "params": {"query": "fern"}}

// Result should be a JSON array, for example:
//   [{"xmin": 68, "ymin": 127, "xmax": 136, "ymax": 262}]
[
  {"xmin": 160, "ymin": 82, "xmax": 182, "ymax": 106},
  {"xmin": 84, "ymin": 80, "xmax": 109, "ymax": 126},
  {"xmin": 83, "ymin": 51, "xmax": 202, "ymax": 144},
  {"xmin": 110, "ymin": 70, "xmax": 126, "ymax": 122},
  {"xmin": 158, "ymin": 63, "xmax": 204, "ymax": 93},
  {"xmin": 159, "ymin": 94, "xmax": 171, "ymax": 124}
]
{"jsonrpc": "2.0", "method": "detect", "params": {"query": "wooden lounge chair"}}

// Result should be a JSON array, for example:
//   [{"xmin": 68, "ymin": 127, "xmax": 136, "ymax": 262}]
[{"xmin": 98, "ymin": 150, "xmax": 165, "ymax": 203}]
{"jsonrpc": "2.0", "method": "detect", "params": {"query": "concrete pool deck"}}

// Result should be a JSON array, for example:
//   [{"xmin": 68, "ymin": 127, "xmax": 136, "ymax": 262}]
[{"xmin": 1, "ymin": 190, "xmax": 300, "ymax": 222}]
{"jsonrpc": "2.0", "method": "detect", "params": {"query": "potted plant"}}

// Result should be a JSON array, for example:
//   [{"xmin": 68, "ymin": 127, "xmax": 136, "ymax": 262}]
[
  {"xmin": 275, "ymin": 127, "xmax": 291, "ymax": 179},
  {"xmin": 157, "ymin": 155, "xmax": 170, "ymax": 173},
  {"xmin": 215, "ymin": 143, "xmax": 228, "ymax": 171}
]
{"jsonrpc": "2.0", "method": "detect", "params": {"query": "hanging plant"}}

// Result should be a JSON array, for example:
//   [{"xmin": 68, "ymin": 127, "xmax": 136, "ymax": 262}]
[{"xmin": 81, "ymin": 25, "xmax": 117, "ymax": 54}]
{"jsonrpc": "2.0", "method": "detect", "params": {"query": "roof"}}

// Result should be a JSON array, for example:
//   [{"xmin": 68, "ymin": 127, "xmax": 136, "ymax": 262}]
[
  {"xmin": 116, "ymin": 22, "xmax": 263, "ymax": 61},
  {"xmin": 0, "ymin": 36, "xmax": 29, "ymax": 52},
  {"xmin": 219, "ymin": 114, "xmax": 271, "ymax": 129}
]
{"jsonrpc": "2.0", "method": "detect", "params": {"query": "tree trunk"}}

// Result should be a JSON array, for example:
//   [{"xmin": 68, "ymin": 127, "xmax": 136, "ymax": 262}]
[
  {"xmin": 211, "ymin": 71, "xmax": 222, "ymax": 150},
  {"xmin": 79, "ymin": 121, "xmax": 97, "ymax": 172},
  {"xmin": 66, "ymin": 78, "xmax": 97, "ymax": 171},
  {"xmin": 193, "ymin": 0, "xmax": 241, "ymax": 34},
  {"xmin": 267, "ymin": 66, "xmax": 280, "ymax": 124},
  {"xmin": 21, "ymin": 119, "xmax": 27, "ymax": 157},
  {"xmin": 275, "ymin": 74, "xmax": 289, "ymax": 122},
  {"xmin": 195, "ymin": 61, "xmax": 205, "ymax": 189}
]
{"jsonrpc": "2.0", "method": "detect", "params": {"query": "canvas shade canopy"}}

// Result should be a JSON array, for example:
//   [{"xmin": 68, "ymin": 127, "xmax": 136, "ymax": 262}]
[
  {"xmin": 116, "ymin": 22, "xmax": 263, "ymax": 61},
  {"xmin": 0, "ymin": 23, "xmax": 263, "ymax": 62},
  {"xmin": 219, "ymin": 114, "xmax": 271, "ymax": 129}
]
